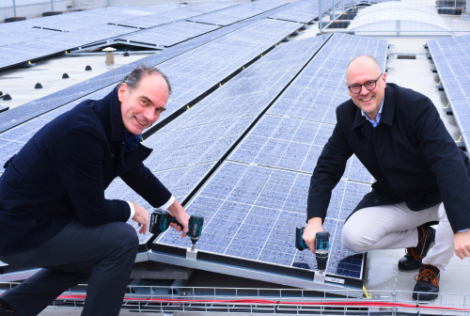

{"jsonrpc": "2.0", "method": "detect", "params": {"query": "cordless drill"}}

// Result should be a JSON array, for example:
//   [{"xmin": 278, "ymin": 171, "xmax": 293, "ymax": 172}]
[
  {"xmin": 295, "ymin": 227, "xmax": 330, "ymax": 271},
  {"xmin": 150, "ymin": 210, "xmax": 204, "ymax": 249}
]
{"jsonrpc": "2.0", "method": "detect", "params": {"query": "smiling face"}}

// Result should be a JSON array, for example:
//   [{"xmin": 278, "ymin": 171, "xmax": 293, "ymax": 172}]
[
  {"xmin": 346, "ymin": 56, "xmax": 386, "ymax": 121},
  {"xmin": 118, "ymin": 73, "xmax": 169, "ymax": 135}
]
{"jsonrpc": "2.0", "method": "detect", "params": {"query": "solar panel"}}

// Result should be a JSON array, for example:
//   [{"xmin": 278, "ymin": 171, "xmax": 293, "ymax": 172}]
[
  {"xmin": 32, "ymin": 5, "xmax": 156, "ymax": 32},
  {"xmin": 270, "ymin": 0, "xmax": 320, "ymax": 23},
  {"xmin": 427, "ymin": 35, "xmax": 470, "ymax": 151},
  {"xmin": 154, "ymin": 161, "xmax": 367, "ymax": 284},
  {"xmin": 267, "ymin": 33, "xmax": 387, "ymax": 125},
  {"xmin": 115, "ymin": 2, "xmax": 238, "ymax": 29},
  {"xmin": 105, "ymin": 162, "xmax": 215, "ymax": 249},
  {"xmin": 190, "ymin": 0, "xmax": 287, "ymax": 26},
  {"xmin": 228, "ymin": 115, "xmax": 372, "ymax": 183},
  {"xmin": 116, "ymin": 21, "xmax": 220, "ymax": 48}
]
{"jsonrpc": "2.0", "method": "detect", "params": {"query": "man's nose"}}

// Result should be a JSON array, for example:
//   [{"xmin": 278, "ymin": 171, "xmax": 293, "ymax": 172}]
[
  {"xmin": 143, "ymin": 107, "xmax": 155, "ymax": 122},
  {"xmin": 359, "ymin": 85, "xmax": 369, "ymax": 95}
]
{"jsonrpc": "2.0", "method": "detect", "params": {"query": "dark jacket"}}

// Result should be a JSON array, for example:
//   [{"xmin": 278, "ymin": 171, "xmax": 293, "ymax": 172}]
[
  {"xmin": 307, "ymin": 83, "xmax": 470, "ymax": 233},
  {"xmin": 0, "ymin": 89, "xmax": 171, "ymax": 256}
]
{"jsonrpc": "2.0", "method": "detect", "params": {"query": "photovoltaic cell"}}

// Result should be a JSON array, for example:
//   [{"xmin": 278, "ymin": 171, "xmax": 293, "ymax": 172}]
[
  {"xmin": 116, "ymin": 21, "xmax": 220, "ymax": 47},
  {"xmin": 156, "ymin": 161, "xmax": 366, "ymax": 279}
]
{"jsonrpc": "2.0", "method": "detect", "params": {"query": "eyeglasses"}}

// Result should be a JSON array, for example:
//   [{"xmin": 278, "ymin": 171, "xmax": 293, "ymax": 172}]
[{"xmin": 347, "ymin": 73, "xmax": 383, "ymax": 94}]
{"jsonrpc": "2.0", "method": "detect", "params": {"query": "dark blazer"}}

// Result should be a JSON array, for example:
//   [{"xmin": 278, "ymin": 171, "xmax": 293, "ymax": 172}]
[
  {"xmin": 0, "ymin": 89, "xmax": 171, "ymax": 256},
  {"xmin": 307, "ymin": 83, "xmax": 470, "ymax": 233}
]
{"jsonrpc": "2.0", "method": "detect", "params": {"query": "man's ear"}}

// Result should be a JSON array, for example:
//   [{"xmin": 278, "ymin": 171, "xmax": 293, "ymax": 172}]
[{"xmin": 118, "ymin": 83, "xmax": 128, "ymax": 102}]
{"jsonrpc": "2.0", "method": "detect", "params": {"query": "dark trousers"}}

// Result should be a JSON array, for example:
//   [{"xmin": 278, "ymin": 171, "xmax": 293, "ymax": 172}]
[{"xmin": 0, "ymin": 220, "xmax": 139, "ymax": 316}]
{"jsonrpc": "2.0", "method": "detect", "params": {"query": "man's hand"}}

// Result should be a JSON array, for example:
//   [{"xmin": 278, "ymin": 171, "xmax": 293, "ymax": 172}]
[
  {"xmin": 131, "ymin": 202, "xmax": 149, "ymax": 235},
  {"xmin": 454, "ymin": 230, "xmax": 470, "ymax": 259},
  {"xmin": 303, "ymin": 217, "xmax": 323, "ymax": 253},
  {"xmin": 168, "ymin": 200, "xmax": 190, "ymax": 237}
]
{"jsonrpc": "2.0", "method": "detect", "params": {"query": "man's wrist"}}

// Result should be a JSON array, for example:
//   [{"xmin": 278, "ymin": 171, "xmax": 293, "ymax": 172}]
[
  {"xmin": 307, "ymin": 217, "xmax": 323, "ymax": 225},
  {"xmin": 459, "ymin": 228, "xmax": 468, "ymax": 234},
  {"xmin": 159, "ymin": 195, "xmax": 175, "ymax": 211}
]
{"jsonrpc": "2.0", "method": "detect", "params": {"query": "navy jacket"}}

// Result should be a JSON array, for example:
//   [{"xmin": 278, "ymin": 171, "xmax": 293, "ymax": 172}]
[
  {"xmin": 307, "ymin": 83, "xmax": 470, "ymax": 233},
  {"xmin": 0, "ymin": 89, "xmax": 171, "ymax": 256}
]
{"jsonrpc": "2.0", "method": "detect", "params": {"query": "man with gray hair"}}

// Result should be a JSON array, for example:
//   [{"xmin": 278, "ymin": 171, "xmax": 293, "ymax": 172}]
[
  {"xmin": 0, "ymin": 64, "xmax": 189, "ymax": 315},
  {"xmin": 303, "ymin": 55, "xmax": 470, "ymax": 301}
]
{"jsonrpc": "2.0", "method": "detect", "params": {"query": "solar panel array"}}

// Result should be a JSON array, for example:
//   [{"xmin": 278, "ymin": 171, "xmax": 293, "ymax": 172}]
[
  {"xmin": 116, "ymin": 21, "xmax": 220, "ymax": 48},
  {"xmin": 31, "ymin": 6, "xmax": 157, "ymax": 32},
  {"xmin": 115, "ymin": 2, "xmax": 238, "ymax": 29},
  {"xmin": 0, "ymin": 19, "xmax": 302, "ymax": 167},
  {"xmin": 0, "ymin": 18, "xmax": 309, "ymax": 254},
  {"xmin": 427, "ymin": 35, "xmax": 470, "ymax": 149},
  {"xmin": 155, "ymin": 33, "xmax": 388, "ymax": 285},
  {"xmin": 0, "ymin": 2, "xmax": 245, "ymax": 70},
  {"xmin": 0, "ymin": 24, "xmax": 137, "ymax": 70},
  {"xmin": 190, "ymin": 0, "xmax": 287, "ymax": 26},
  {"xmin": 0, "ymin": 1, "xmax": 298, "ymax": 134},
  {"xmin": 270, "ymin": 0, "xmax": 320, "ymax": 23}
]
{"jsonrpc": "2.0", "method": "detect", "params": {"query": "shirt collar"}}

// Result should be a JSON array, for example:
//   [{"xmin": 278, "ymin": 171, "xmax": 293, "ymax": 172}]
[{"xmin": 361, "ymin": 98, "xmax": 384, "ymax": 126}]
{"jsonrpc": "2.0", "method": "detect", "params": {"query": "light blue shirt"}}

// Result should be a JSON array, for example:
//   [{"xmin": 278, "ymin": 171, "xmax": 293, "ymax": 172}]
[{"xmin": 361, "ymin": 99, "xmax": 384, "ymax": 128}]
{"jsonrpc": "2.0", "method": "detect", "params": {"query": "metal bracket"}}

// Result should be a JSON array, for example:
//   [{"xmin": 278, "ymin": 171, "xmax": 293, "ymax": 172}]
[
  {"xmin": 436, "ymin": 81, "xmax": 443, "ymax": 90},
  {"xmin": 186, "ymin": 248, "xmax": 198, "ymax": 260},
  {"xmin": 313, "ymin": 271, "xmax": 326, "ymax": 284}
]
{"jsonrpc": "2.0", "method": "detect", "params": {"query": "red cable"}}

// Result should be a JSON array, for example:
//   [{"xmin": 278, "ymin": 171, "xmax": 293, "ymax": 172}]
[{"xmin": 55, "ymin": 295, "xmax": 470, "ymax": 312}]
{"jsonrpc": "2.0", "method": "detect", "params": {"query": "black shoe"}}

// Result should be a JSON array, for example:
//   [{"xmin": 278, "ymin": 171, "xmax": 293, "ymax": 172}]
[
  {"xmin": 398, "ymin": 225, "xmax": 436, "ymax": 272},
  {"xmin": 412, "ymin": 263, "xmax": 440, "ymax": 302},
  {"xmin": 0, "ymin": 300, "xmax": 16, "ymax": 316}
]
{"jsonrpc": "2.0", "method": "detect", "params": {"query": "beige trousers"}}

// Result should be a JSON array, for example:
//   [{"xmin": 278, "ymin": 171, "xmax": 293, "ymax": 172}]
[{"xmin": 342, "ymin": 202, "xmax": 454, "ymax": 272}]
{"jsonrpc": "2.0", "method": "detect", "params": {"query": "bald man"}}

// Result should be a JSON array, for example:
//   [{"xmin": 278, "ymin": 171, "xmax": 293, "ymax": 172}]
[{"xmin": 303, "ymin": 55, "xmax": 470, "ymax": 301}]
